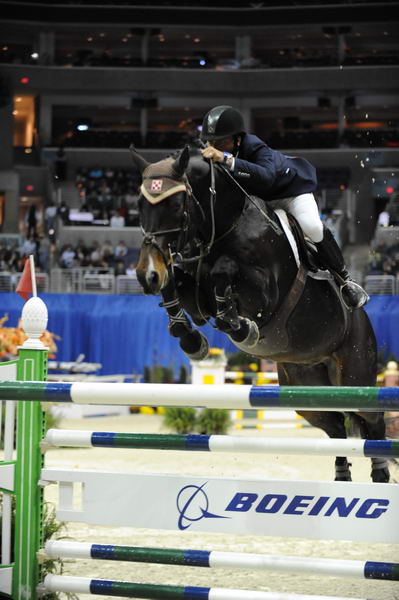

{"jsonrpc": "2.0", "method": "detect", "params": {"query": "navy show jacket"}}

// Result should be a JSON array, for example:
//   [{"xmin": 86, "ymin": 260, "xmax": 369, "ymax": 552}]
[{"xmin": 233, "ymin": 133, "xmax": 317, "ymax": 201}]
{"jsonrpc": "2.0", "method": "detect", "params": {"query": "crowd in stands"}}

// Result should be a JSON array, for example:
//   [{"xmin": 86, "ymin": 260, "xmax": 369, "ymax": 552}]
[
  {"xmin": 0, "ymin": 235, "xmax": 139, "ymax": 278},
  {"xmin": 73, "ymin": 166, "xmax": 141, "ymax": 226},
  {"xmin": 367, "ymin": 241, "xmax": 399, "ymax": 278},
  {"xmin": 365, "ymin": 193, "xmax": 399, "ymax": 278},
  {"xmin": 58, "ymin": 239, "xmax": 138, "ymax": 275},
  {"xmin": 0, "ymin": 236, "xmax": 52, "ymax": 277}
]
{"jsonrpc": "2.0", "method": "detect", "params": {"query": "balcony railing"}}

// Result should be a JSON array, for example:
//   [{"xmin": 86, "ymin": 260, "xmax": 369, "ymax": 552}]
[
  {"xmin": 0, "ymin": 268, "xmax": 144, "ymax": 295},
  {"xmin": 1, "ymin": 268, "xmax": 398, "ymax": 296}
]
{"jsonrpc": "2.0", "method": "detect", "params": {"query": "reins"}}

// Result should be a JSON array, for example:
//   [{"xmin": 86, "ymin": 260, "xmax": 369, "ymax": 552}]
[{"xmin": 218, "ymin": 163, "xmax": 282, "ymax": 236}]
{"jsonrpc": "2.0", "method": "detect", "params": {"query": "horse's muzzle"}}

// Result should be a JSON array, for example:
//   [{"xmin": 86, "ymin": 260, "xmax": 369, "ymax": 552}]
[{"xmin": 136, "ymin": 247, "xmax": 169, "ymax": 294}]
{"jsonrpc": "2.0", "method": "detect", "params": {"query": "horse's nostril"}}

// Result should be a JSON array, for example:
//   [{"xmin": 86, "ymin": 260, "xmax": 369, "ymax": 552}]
[{"xmin": 149, "ymin": 271, "xmax": 159, "ymax": 286}]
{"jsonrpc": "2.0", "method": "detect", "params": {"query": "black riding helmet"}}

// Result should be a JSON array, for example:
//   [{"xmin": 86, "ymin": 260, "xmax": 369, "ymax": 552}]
[{"xmin": 201, "ymin": 105, "xmax": 245, "ymax": 141}]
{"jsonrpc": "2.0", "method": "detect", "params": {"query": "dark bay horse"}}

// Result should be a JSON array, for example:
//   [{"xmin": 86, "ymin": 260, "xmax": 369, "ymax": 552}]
[{"xmin": 130, "ymin": 144, "xmax": 389, "ymax": 483}]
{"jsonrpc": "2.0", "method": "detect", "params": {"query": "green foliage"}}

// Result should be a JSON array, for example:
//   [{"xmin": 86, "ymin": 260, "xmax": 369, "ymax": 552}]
[
  {"xmin": 144, "ymin": 365, "xmax": 174, "ymax": 383},
  {"xmin": 196, "ymin": 408, "xmax": 232, "ymax": 435},
  {"xmin": 178, "ymin": 364, "xmax": 188, "ymax": 383},
  {"xmin": 163, "ymin": 406, "xmax": 232, "ymax": 434},
  {"xmin": 41, "ymin": 503, "xmax": 79, "ymax": 599},
  {"xmin": 226, "ymin": 350, "xmax": 260, "ymax": 369},
  {"xmin": 163, "ymin": 407, "xmax": 197, "ymax": 433},
  {"xmin": 45, "ymin": 408, "xmax": 61, "ymax": 433}
]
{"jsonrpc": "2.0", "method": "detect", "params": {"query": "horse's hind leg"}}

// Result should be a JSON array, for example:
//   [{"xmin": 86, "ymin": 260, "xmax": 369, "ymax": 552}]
[
  {"xmin": 333, "ymin": 310, "xmax": 389, "ymax": 482},
  {"xmin": 277, "ymin": 362, "xmax": 352, "ymax": 481}
]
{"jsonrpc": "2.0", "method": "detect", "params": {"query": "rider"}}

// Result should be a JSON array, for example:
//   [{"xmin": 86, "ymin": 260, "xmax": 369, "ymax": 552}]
[{"xmin": 200, "ymin": 104, "xmax": 368, "ymax": 309}]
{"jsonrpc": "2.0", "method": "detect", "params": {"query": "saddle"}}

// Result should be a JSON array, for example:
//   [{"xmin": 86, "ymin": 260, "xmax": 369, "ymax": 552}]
[
  {"xmin": 284, "ymin": 212, "xmax": 320, "ymax": 273},
  {"xmin": 258, "ymin": 207, "xmax": 349, "ymax": 354}
]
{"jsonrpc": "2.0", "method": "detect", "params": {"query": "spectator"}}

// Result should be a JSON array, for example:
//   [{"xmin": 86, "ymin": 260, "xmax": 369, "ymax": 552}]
[
  {"xmin": 89, "ymin": 241, "xmax": 105, "ymax": 267},
  {"xmin": 100, "ymin": 240, "xmax": 114, "ymax": 266},
  {"xmin": 75, "ymin": 239, "xmax": 90, "ymax": 266},
  {"xmin": 377, "ymin": 209, "xmax": 390, "ymax": 227},
  {"xmin": 60, "ymin": 244, "xmax": 75, "ymax": 268},
  {"xmin": 114, "ymin": 260, "xmax": 126, "ymax": 276},
  {"xmin": 58, "ymin": 200, "xmax": 70, "ymax": 225},
  {"xmin": 114, "ymin": 240, "xmax": 128, "ymax": 260},
  {"xmin": 21, "ymin": 235, "xmax": 36, "ymax": 258},
  {"xmin": 44, "ymin": 201, "xmax": 58, "ymax": 234},
  {"xmin": 110, "ymin": 210, "xmax": 125, "ymax": 228},
  {"xmin": 26, "ymin": 204, "xmax": 37, "ymax": 238},
  {"xmin": 126, "ymin": 262, "xmax": 137, "ymax": 276},
  {"xmin": 37, "ymin": 234, "xmax": 51, "ymax": 272}
]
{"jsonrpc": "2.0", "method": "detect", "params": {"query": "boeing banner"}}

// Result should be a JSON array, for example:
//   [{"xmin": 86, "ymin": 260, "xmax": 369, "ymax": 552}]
[{"xmin": 42, "ymin": 468, "xmax": 399, "ymax": 544}]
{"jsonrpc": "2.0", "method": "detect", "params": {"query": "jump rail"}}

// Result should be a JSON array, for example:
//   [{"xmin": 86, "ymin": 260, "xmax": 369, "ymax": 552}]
[
  {"xmin": 43, "ymin": 429, "xmax": 399, "ymax": 458},
  {"xmin": 1, "ymin": 381, "xmax": 399, "ymax": 411},
  {"xmin": 41, "ymin": 574, "xmax": 373, "ymax": 600},
  {"xmin": 44, "ymin": 540, "xmax": 399, "ymax": 581}
]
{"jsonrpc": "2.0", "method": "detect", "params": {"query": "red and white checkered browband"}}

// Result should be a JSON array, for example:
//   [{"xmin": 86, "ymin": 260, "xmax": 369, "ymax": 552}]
[
  {"xmin": 150, "ymin": 179, "xmax": 163, "ymax": 192},
  {"xmin": 141, "ymin": 180, "xmax": 187, "ymax": 204}
]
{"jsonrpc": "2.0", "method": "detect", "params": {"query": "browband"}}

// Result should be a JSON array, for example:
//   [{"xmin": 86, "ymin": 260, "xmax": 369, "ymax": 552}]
[{"xmin": 140, "ymin": 182, "xmax": 187, "ymax": 204}]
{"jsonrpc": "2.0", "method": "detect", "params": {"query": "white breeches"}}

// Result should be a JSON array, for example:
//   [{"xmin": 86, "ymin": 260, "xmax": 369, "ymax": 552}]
[{"xmin": 269, "ymin": 193, "xmax": 324, "ymax": 243}]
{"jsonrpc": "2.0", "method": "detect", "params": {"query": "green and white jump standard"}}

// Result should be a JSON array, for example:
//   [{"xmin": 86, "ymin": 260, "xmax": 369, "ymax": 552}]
[
  {"xmin": 1, "ymin": 380, "xmax": 399, "ymax": 410},
  {"xmin": 0, "ymin": 296, "xmax": 48, "ymax": 600}
]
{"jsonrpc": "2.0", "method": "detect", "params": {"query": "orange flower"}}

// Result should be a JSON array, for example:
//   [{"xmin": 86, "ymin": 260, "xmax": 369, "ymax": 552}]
[{"xmin": 0, "ymin": 313, "xmax": 59, "ymax": 359}]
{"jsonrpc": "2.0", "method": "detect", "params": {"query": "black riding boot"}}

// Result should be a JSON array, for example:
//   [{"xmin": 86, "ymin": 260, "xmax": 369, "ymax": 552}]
[{"xmin": 315, "ymin": 228, "xmax": 369, "ymax": 309}]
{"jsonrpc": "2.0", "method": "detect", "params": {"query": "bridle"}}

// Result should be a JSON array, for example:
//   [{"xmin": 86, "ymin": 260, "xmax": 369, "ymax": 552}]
[
  {"xmin": 139, "ymin": 157, "xmax": 282, "ymax": 270},
  {"xmin": 140, "ymin": 166, "xmax": 215, "ymax": 268},
  {"xmin": 140, "ymin": 172, "xmax": 193, "ymax": 268}
]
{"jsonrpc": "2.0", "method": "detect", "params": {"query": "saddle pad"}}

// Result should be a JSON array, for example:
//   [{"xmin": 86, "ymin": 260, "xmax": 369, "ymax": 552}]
[{"xmin": 274, "ymin": 209, "xmax": 300, "ymax": 267}]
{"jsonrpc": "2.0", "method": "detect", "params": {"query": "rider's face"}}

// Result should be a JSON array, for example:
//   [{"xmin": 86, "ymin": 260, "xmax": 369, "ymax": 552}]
[{"xmin": 209, "ymin": 136, "xmax": 235, "ymax": 153}]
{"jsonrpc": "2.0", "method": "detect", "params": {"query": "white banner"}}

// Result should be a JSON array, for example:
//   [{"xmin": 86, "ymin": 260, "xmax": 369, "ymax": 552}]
[{"xmin": 42, "ymin": 468, "xmax": 399, "ymax": 544}]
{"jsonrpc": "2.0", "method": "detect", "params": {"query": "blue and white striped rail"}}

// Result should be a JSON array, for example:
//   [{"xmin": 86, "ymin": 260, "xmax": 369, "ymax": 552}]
[
  {"xmin": 2, "ymin": 381, "xmax": 399, "ymax": 411},
  {"xmin": 43, "ymin": 429, "xmax": 399, "ymax": 458},
  {"xmin": 42, "ymin": 574, "xmax": 371, "ymax": 600},
  {"xmin": 44, "ymin": 541, "xmax": 399, "ymax": 581}
]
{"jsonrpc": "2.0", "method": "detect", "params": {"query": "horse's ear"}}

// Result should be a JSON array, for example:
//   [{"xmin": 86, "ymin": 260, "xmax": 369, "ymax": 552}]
[
  {"xmin": 172, "ymin": 145, "xmax": 190, "ymax": 179},
  {"xmin": 129, "ymin": 144, "xmax": 149, "ymax": 174}
]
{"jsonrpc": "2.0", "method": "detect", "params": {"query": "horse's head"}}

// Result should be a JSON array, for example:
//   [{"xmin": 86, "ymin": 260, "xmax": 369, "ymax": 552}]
[{"xmin": 130, "ymin": 145, "xmax": 192, "ymax": 294}]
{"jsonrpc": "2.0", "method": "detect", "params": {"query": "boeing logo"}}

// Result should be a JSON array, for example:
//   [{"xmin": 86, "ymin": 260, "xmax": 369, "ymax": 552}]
[
  {"xmin": 176, "ymin": 486, "xmax": 390, "ymax": 529},
  {"xmin": 176, "ymin": 483, "xmax": 229, "ymax": 530},
  {"xmin": 225, "ymin": 493, "xmax": 389, "ymax": 519}
]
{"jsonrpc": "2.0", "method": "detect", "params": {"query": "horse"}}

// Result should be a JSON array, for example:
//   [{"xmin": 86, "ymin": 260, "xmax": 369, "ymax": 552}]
[{"xmin": 130, "ymin": 143, "xmax": 389, "ymax": 484}]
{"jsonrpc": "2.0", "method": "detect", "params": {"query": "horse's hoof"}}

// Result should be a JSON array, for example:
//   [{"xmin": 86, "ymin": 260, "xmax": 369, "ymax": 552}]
[
  {"xmin": 371, "ymin": 467, "xmax": 390, "ymax": 483},
  {"xmin": 230, "ymin": 318, "xmax": 259, "ymax": 348},
  {"xmin": 244, "ymin": 319, "xmax": 259, "ymax": 347},
  {"xmin": 185, "ymin": 334, "xmax": 210, "ymax": 361}
]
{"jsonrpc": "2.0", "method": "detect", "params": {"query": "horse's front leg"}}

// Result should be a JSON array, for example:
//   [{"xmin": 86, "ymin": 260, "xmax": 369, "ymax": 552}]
[
  {"xmin": 161, "ymin": 279, "xmax": 209, "ymax": 361},
  {"xmin": 211, "ymin": 256, "xmax": 259, "ymax": 347}
]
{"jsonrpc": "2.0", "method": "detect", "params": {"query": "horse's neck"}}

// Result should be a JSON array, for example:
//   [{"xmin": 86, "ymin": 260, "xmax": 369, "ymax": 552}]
[{"xmin": 189, "ymin": 164, "xmax": 245, "ymax": 238}]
